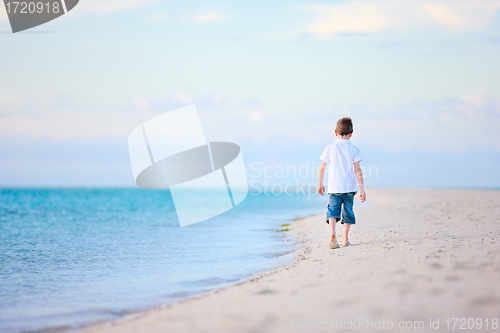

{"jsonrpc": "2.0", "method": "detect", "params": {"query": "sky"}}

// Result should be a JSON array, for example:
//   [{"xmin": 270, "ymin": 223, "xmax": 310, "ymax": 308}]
[{"xmin": 1, "ymin": 0, "xmax": 499, "ymax": 188}]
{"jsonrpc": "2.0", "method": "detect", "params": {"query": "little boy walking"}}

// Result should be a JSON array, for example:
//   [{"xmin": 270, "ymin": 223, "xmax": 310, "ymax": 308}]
[{"xmin": 318, "ymin": 117, "xmax": 366, "ymax": 249}]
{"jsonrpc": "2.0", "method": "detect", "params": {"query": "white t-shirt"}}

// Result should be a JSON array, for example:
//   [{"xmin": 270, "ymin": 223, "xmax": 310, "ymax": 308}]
[{"xmin": 320, "ymin": 139, "xmax": 362, "ymax": 193}]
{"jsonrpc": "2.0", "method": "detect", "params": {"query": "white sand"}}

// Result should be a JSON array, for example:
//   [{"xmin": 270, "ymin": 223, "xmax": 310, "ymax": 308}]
[{"xmin": 79, "ymin": 189, "xmax": 500, "ymax": 332}]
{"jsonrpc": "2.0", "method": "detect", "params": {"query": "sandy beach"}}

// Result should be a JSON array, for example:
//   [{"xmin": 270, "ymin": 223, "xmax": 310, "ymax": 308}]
[{"xmin": 78, "ymin": 188, "xmax": 500, "ymax": 333}]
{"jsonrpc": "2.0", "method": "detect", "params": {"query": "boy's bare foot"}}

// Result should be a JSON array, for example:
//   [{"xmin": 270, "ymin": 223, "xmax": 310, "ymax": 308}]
[
  {"xmin": 340, "ymin": 238, "xmax": 352, "ymax": 247},
  {"xmin": 329, "ymin": 234, "xmax": 339, "ymax": 249}
]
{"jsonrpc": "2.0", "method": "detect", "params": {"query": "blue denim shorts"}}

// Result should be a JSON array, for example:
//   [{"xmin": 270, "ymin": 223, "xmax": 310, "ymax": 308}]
[{"xmin": 326, "ymin": 192, "xmax": 357, "ymax": 225}]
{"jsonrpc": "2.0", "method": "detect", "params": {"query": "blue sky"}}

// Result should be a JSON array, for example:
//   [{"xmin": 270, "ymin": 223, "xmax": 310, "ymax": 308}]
[{"xmin": 1, "ymin": 0, "xmax": 499, "ymax": 188}]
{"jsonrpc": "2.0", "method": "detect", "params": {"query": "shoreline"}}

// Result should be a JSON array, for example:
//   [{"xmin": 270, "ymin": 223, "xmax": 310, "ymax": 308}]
[
  {"xmin": 77, "ymin": 188, "xmax": 500, "ymax": 333},
  {"xmin": 72, "ymin": 212, "xmax": 314, "ymax": 333}
]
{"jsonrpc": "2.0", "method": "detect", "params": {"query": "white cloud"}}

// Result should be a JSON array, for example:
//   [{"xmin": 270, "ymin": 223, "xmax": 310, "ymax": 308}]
[
  {"xmin": 409, "ymin": 95, "xmax": 500, "ymax": 119},
  {"xmin": 355, "ymin": 116, "xmax": 500, "ymax": 153},
  {"xmin": 300, "ymin": 0, "xmax": 500, "ymax": 38},
  {"xmin": 211, "ymin": 96, "xmax": 223, "ymax": 105},
  {"xmin": 191, "ymin": 12, "xmax": 227, "ymax": 23},
  {"xmin": 134, "ymin": 97, "xmax": 150, "ymax": 110},
  {"xmin": 349, "ymin": 95, "xmax": 500, "ymax": 153},
  {"xmin": 151, "ymin": 13, "xmax": 166, "ymax": 21},
  {"xmin": 248, "ymin": 111, "xmax": 266, "ymax": 123},
  {"xmin": 0, "ymin": 92, "xmax": 41, "ymax": 117},
  {"xmin": 124, "ymin": 91, "xmax": 223, "ymax": 113},
  {"xmin": 0, "ymin": 92, "xmax": 18, "ymax": 110},
  {"xmin": 77, "ymin": 0, "xmax": 160, "ymax": 14},
  {"xmin": 457, "ymin": 94, "xmax": 498, "ymax": 117},
  {"xmin": 173, "ymin": 90, "xmax": 194, "ymax": 104}
]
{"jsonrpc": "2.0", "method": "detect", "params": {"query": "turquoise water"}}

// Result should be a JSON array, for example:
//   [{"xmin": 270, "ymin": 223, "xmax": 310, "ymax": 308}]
[{"xmin": 0, "ymin": 189, "xmax": 325, "ymax": 333}]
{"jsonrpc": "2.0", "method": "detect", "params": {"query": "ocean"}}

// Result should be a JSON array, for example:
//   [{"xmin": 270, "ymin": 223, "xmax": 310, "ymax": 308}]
[{"xmin": 0, "ymin": 188, "xmax": 326, "ymax": 333}]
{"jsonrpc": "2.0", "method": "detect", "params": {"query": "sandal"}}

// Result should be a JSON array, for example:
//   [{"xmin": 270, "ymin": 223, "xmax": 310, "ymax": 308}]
[{"xmin": 340, "ymin": 242, "xmax": 351, "ymax": 247}]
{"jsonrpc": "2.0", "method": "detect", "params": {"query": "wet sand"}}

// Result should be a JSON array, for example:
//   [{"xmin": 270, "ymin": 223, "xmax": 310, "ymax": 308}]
[{"xmin": 78, "ymin": 188, "xmax": 500, "ymax": 332}]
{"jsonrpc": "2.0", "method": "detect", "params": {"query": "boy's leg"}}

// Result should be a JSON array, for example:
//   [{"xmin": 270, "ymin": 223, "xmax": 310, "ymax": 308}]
[
  {"xmin": 340, "ymin": 192, "xmax": 356, "ymax": 245},
  {"xmin": 326, "ymin": 194, "xmax": 342, "ymax": 246},
  {"xmin": 342, "ymin": 223, "xmax": 351, "ymax": 245},
  {"xmin": 329, "ymin": 217, "xmax": 337, "ymax": 242}
]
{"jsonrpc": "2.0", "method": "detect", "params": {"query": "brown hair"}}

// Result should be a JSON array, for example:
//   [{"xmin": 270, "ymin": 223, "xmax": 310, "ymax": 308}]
[{"xmin": 336, "ymin": 117, "xmax": 353, "ymax": 136}]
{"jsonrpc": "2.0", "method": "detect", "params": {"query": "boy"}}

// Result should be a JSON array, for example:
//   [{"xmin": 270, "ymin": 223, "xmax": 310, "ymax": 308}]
[{"xmin": 318, "ymin": 117, "xmax": 366, "ymax": 249}]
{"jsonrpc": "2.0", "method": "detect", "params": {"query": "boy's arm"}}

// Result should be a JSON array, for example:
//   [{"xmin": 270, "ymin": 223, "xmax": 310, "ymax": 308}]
[
  {"xmin": 354, "ymin": 161, "xmax": 366, "ymax": 202},
  {"xmin": 318, "ymin": 161, "xmax": 327, "ymax": 196}
]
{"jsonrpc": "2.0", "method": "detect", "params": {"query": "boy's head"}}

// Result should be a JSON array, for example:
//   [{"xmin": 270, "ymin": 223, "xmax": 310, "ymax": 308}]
[{"xmin": 335, "ymin": 117, "xmax": 353, "ymax": 137}]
